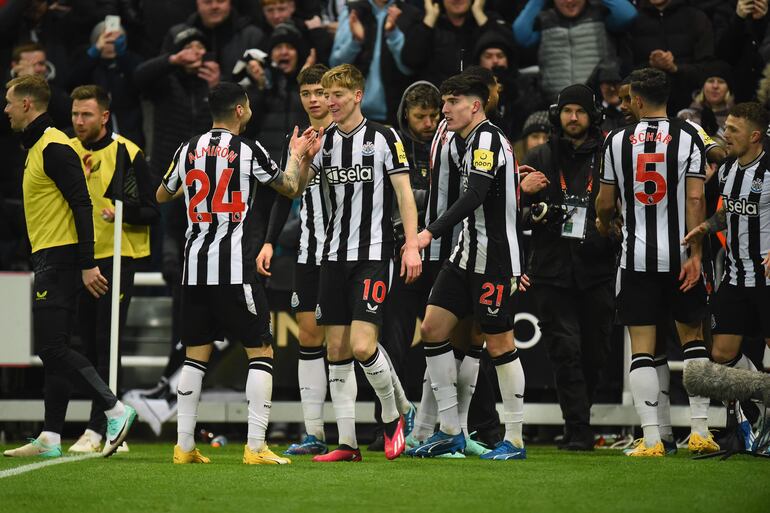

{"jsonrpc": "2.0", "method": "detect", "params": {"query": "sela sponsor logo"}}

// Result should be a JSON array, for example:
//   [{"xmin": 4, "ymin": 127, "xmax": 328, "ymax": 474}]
[
  {"xmin": 325, "ymin": 165, "xmax": 374, "ymax": 184},
  {"xmin": 361, "ymin": 141, "xmax": 375, "ymax": 156},
  {"xmin": 723, "ymin": 196, "xmax": 759, "ymax": 217}
]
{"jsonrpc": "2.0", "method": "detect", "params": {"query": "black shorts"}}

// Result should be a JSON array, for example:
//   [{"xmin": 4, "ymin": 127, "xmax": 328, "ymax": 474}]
[
  {"xmin": 711, "ymin": 282, "xmax": 770, "ymax": 338},
  {"xmin": 616, "ymin": 269, "xmax": 706, "ymax": 326},
  {"xmin": 427, "ymin": 262, "xmax": 514, "ymax": 334},
  {"xmin": 316, "ymin": 260, "xmax": 392, "ymax": 326},
  {"xmin": 291, "ymin": 262, "xmax": 321, "ymax": 313},
  {"xmin": 180, "ymin": 282, "xmax": 273, "ymax": 347}
]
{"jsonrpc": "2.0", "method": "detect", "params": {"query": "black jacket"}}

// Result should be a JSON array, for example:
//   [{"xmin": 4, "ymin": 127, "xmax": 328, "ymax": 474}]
[
  {"xmin": 521, "ymin": 130, "xmax": 618, "ymax": 290},
  {"xmin": 133, "ymin": 56, "xmax": 212, "ymax": 180},
  {"xmin": 624, "ymin": 0, "xmax": 715, "ymax": 114},
  {"xmin": 402, "ymin": 11, "xmax": 513, "ymax": 87},
  {"xmin": 162, "ymin": 10, "xmax": 264, "ymax": 81}
]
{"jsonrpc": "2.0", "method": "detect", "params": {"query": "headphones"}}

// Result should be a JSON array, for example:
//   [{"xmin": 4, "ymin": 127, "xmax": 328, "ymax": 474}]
[{"xmin": 548, "ymin": 83, "xmax": 605, "ymax": 129}]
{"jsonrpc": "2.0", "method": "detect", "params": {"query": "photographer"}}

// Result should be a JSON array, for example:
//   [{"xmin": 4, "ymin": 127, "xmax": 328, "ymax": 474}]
[{"xmin": 520, "ymin": 84, "xmax": 618, "ymax": 451}]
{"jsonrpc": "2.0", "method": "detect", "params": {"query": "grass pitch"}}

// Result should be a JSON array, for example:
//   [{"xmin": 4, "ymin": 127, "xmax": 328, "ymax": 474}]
[{"xmin": 1, "ymin": 443, "xmax": 769, "ymax": 513}]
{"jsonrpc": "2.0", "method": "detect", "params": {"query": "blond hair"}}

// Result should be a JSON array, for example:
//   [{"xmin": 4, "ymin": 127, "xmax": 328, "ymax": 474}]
[
  {"xmin": 6, "ymin": 74, "xmax": 50, "ymax": 108},
  {"xmin": 321, "ymin": 64, "xmax": 365, "ymax": 93}
]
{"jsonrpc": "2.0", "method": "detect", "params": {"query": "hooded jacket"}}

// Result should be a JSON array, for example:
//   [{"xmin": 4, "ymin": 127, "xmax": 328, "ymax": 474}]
[{"xmin": 393, "ymin": 80, "xmax": 438, "ymax": 233}]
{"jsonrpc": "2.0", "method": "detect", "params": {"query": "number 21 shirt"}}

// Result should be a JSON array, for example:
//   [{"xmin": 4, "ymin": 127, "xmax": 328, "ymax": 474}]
[
  {"xmin": 601, "ymin": 117, "xmax": 706, "ymax": 273},
  {"xmin": 162, "ymin": 129, "xmax": 282, "ymax": 285}
]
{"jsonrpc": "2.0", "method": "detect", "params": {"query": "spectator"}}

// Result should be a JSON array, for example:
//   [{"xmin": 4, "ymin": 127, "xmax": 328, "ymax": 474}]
[
  {"xmin": 513, "ymin": 109, "xmax": 550, "ymax": 162},
  {"xmin": 0, "ymin": 0, "xmax": 116, "ymax": 79},
  {"xmin": 474, "ymin": 29, "xmax": 522, "ymax": 138},
  {"xmin": 590, "ymin": 64, "xmax": 624, "ymax": 132},
  {"xmin": 249, "ymin": 23, "xmax": 311, "ymax": 162},
  {"xmin": 67, "ymin": 21, "xmax": 145, "ymax": 146},
  {"xmin": 256, "ymin": 0, "xmax": 333, "ymax": 64},
  {"xmin": 625, "ymin": 0, "xmax": 715, "ymax": 115},
  {"xmin": 677, "ymin": 61, "xmax": 734, "ymax": 147},
  {"xmin": 403, "ymin": 0, "xmax": 513, "ymax": 88},
  {"xmin": 329, "ymin": 0, "xmax": 419, "ymax": 124},
  {"xmin": 128, "ymin": 0, "xmax": 197, "ymax": 57},
  {"xmin": 724, "ymin": 0, "xmax": 768, "ymax": 103},
  {"xmin": 162, "ymin": 0, "xmax": 264, "ymax": 82},
  {"xmin": 519, "ymin": 84, "xmax": 618, "ymax": 451},
  {"xmin": 512, "ymin": 0, "xmax": 636, "ymax": 103},
  {"xmin": 133, "ymin": 27, "xmax": 214, "ymax": 181},
  {"xmin": 8, "ymin": 43, "xmax": 70, "ymax": 129}
]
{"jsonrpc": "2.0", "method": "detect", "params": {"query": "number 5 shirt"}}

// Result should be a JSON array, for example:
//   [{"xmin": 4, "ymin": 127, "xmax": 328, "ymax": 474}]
[
  {"xmin": 601, "ymin": 117, "xmax": 706, "ymax": 272},
  {"xmin": 162, "ymin": 128, "xmax": 282, "ymax": 285}
]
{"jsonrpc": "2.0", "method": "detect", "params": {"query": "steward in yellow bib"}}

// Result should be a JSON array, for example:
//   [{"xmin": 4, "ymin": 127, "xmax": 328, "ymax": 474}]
[
  {"xmin": 3, "ymin": 75, "xmax": 135, "ymax": 458},
  {"xmin": 67, "ymin": 84, "xmax": 158, "ymax": 451}
]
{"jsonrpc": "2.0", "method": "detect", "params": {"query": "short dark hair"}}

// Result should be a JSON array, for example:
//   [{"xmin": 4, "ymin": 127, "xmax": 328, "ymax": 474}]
[
  {"xmin": 12, "ymin": 42, "xmax": 45, "ymax": 63},
  {"xmin": 729, "ymin": 102, "xmax": 770, "ymax": 138},
  {"xmin": 209, "ymin": 82, "xmax": 248, "ymax": 119},
  {"xmin": 70, "ymin": 84, "xmax": 110, "ymax": 110},
  {"xmin": 404, "ymin": 83, "xmax": 441, "ymax": 113},
  {"xmin": 462, "ymin": 65, "xmax": 496, "ymax": 88},
  {"xmin": 440, "ymin": 74, "xmax": 489, "ymax": 107},
  {"xmin": 6, "ymin": 74, "xmax": 50, "ymax": 108},
  {"xmin": 297, "ymin": 64, "xmax": 329, "ymax": 87},
  {"xmin": 629, "ymin": 68, "xmax": 670, "ymax": 106}
]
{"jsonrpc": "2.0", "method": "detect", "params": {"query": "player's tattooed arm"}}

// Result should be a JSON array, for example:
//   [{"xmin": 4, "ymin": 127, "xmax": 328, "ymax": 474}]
[
  {"xmin": 682, "ymin": 206, "xmax": 724, "ymax": 248},
  {"xmin": 270, "ymin": 127, "xmax": 320, "ymax": 198}
]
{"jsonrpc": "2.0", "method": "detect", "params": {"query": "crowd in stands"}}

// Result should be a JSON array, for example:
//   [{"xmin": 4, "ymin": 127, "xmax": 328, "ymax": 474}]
[{"xmin": 1, "ymin": 0, "xmax": 769, "ymax": 279}]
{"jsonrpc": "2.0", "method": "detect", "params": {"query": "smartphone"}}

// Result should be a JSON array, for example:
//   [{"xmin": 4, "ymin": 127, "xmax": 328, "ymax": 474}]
[{"xmin": 104, "ymin": 15, "xmax": 121, "ymax": 33}]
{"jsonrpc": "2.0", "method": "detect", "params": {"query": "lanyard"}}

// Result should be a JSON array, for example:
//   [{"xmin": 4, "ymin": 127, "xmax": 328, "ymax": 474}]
[{"xmin": 559, "ymin": 153, "xmax": 595, "ymax": 195}]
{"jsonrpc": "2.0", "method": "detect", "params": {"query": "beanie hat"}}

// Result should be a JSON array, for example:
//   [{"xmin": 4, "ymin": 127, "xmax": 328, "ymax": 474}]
[
  {"xmin": 522, "ymin": 110, "xmax": 551, "ymax": 138},
  {"xmin": 267, "ymin": 23, "xmax": 308, "ymax": 63},
  {"xmin": 172, "ymin": 27, "xmax": 209, "ymax": 53},
  {"xmin": 557, "ymin": 84, "xmax": 597, "ymax": 114},
  {"xmin": 703, "ymin": 60, "xmax": 734, "ymax": 94}
]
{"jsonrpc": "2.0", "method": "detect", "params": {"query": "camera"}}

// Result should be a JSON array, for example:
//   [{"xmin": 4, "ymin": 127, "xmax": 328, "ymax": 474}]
[{"xmin": 531, "ymin": 202, "xmax": 570, "ymax": 226}]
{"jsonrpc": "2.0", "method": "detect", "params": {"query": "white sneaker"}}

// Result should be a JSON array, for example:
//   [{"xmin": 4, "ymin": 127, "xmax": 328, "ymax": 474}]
[
  {"xmin": 68, "ymin": 433, "xmax": 101, "ymax": 453},
  {"xmin": 123, "ymin": 396, "xmax": 176, "ymax": 437}
]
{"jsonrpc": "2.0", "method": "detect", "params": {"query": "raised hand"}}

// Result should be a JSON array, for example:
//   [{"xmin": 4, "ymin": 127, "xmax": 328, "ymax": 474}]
[
  {"xmin": 349, "ymin": 9, "xmax": 365, "ymax": 42},
  {"xmin": 385, "ymin": 5, "xmax": 402, "ymax": 32},
  {"xmin": 423, "ymin": 0, "xmax": 440, "ymax": 27}
]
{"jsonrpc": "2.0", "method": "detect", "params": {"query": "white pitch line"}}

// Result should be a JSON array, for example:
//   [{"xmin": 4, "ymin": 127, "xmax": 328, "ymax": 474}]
[{"xmin": 0, "ymin": 453, "xmax": 102, "ymax": 479}]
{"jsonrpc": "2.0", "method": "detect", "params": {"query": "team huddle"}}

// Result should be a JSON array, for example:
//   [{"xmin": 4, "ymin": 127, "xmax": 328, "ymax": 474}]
[{"xmin": 158, "ymin": 62, "xmax": 770, "ymax": 463}]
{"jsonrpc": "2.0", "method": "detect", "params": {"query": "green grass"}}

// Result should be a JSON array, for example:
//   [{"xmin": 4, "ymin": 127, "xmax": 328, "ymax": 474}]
[{"xmin": 1, "ymin": 443, "xmax": 769, "ymax": 513}]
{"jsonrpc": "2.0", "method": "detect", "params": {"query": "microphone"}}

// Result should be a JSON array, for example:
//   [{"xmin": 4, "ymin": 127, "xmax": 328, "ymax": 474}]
[{"xmin": 683, "ymin": 360, "xmax": 770, "ymax": 407}]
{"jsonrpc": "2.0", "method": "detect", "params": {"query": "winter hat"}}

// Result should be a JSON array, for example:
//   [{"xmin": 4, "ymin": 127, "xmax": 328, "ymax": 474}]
[
  {"xmin": 557, "ymin": 84, "xmax": 597, "ymax": 114},
  {"xmin": 267, "ymin": 23, "xmax": 308, "ymax": 62},
  {"xmin": 703, "ymin": 60, "xmax": 734, "ymax": 94},
  {"xmin": 172, "ymin": 27, "xmax": 209, "ymax": 53},
  {"xmin": 522, "ymin": 110, "xmax": 551, "ymax": 138}
]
